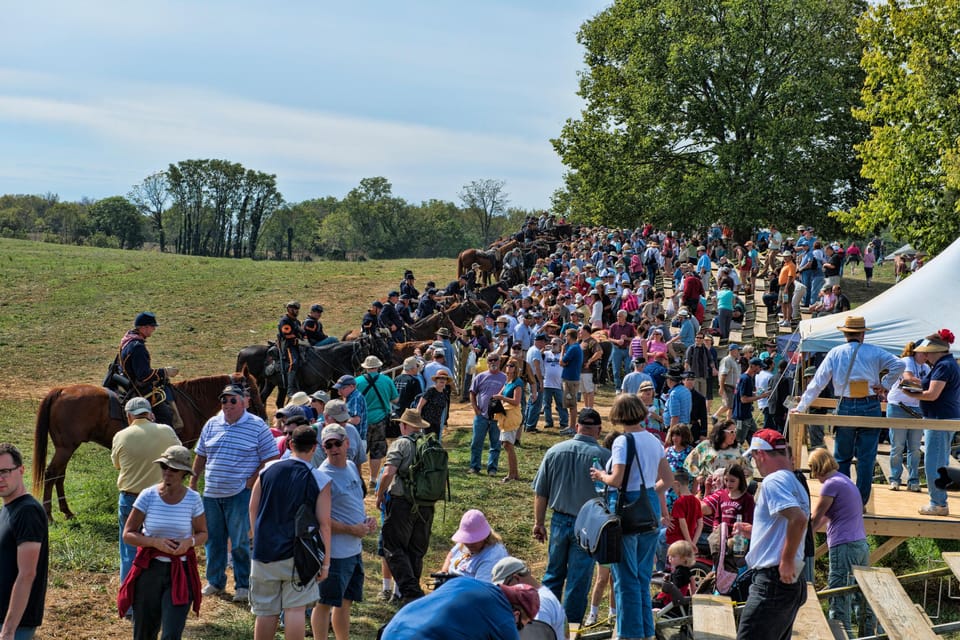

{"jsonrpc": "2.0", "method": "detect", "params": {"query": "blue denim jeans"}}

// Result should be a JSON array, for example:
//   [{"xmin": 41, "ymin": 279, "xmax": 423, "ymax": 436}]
[
  {"xmin": 887, "ymin": 404, "xmax": 922, "ymax": 486},
  {"xmin": 610, "ymin": 346, "xmax": 630, "ymax": 391},
  {"xmin": 119, "ymin": 491, "xmax": 139, "ymax": 584},
  {"xmin": 470, "ymin": 415, "xmax": 501, "ymax": 473},
  {"xmin": 609, "ymin": 488, "xmax": 660, "ymax": 639},
  {"xmin": 203, "ymin": 488, "xmax": 252, "ymax": 590},
  {"xmin": 13, "ymin": 628, "xmax": 35, "ymax": 640},
  {"xmin": 524, "ymin": 386, "xmax": 544, "ymax": 430},
  {"xmin": 834, "ymin": 397, "xmax": 882, "ymax": 505},
  {"xmin": 542, "ymin": 511, "xmax": 596, "ymax": 624},
  {"xmin": 828, "ymin": 539, "xmax": 873, "ymax": 634},
  {"xmin": 925, "ymin": 428, "xmax": 955, "ymax": 508},
  {"xmin": 542, "ymin": 387, "xmax": 567, "ymax": 428},
  {"xmin": 738, "ymin": 567, "xmax": 806, "ymax": 640}
]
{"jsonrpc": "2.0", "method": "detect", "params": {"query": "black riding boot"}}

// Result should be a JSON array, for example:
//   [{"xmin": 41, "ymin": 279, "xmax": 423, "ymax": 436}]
[{"xmin": 285, "ymin": 371, "xmax": 301, "ymax": 395}]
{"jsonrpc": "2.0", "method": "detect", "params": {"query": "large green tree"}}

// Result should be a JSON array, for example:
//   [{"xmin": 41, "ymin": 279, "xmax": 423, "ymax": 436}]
[
  {"xmin": 553, "ymin": 0, "xmax": 868, "ymax": 235},
  {"xmin": 833, "ymin": 0, "xmax": 960, "ymax": 253},
  {"xmin": 89, "ymin": 196, "xmax": 144, "ymax": 249}
]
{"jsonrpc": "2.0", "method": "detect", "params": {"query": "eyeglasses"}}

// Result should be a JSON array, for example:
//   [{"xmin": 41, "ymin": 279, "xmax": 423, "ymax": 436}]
[
  {"xmin": 0, "ymin": 466, "xmax": 20, "ymax": 478},
  {"xmin": 505, "ymin": 364, "xmax": 517, "ymax": 368},
  {"xmin": 220, "ymin": 396, "xmax": 239, "ymax": 404},
  {"xmin": 323, "ymin": 440, "xmax": 345, "ymax": 450}
]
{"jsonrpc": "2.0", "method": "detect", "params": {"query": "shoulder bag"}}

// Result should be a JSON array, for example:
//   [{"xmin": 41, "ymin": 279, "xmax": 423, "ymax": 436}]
[
  {"xmin": 616, "ymin": 432, "xmax": 659, "ymax": 535},
  {"xmin": 575, "ymin": 494, "xmax": 622, "ymax": 564}
]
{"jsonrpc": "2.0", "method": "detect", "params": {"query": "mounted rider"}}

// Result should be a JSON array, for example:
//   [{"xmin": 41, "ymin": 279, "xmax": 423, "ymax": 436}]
[
  {"xmin": 117, "ymin": 312, "xmax": 179, "ymax": 428},
  {"xmin": 303, "ymin": 303, "xmax": 337, "ymax": 347},
  {"xmin": 379, "ymin": 291, "xmax": 405, "ymax": 342},
  {"xmin": 277, "ymin": 300, "xmax": 305, "ymax": 394},
  {"xmin": 400, "ymin": 270, "xmax": 419, "ymax": 300}
]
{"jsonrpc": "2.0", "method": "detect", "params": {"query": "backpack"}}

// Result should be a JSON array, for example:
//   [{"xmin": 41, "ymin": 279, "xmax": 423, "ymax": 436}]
[{"xmin": 401, "ymin": 432, "xmax": 450, "ymax": 510}]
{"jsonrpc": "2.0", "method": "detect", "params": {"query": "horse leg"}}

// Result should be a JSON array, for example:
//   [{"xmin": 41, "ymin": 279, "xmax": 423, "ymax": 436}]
[{"xmin": 46, "ymin": 444, "xmax": 78, "ymax": 520}]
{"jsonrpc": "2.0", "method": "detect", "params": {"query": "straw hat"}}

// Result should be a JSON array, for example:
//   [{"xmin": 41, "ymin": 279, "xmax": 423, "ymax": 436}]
[
  {"xmin": 836, "ymin": 316, "xmax": 871, "ymax": 333},
  {"xmin": 397, "ymin": 409, "xmax": 429, "ymax": 430}
]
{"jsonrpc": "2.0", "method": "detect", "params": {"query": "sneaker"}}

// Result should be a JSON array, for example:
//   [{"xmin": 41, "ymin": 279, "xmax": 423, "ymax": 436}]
[
  {"xmin": 908, "ymin": 484, "xmax": 921, "ymax": 493},
  {"xmin": 584, "ymin": 612, "xmax": 598, "ymax": 626},
  {"xmin": 233, "ymin": 588, "xmax": 249, "ymax": 603},
  {"xmin": 466, "ymin": 468, "xmax": 480, "ymax": 475},
  {"xmin": 918, "ymin": 504, "xmax": 949, "ymax": 516},
  {"xmin": 487, "ymin": 469, "xmax": 497, "ymax": 477},
  {"xmin": 558, "ymin": 427, "xmax": 576, "ymax": 436},
  {"xmin": 377, "ymin": 589, "xmax": 395, "ymax": 602},
  {"xmin": 524, "ymin": 427, "xmax": 540, "ymax": 433},
  {"xmin": 201, "ymin": 583, "xmax": 223, "ymax": 596},
  {"xmin": 889, "ymin": 481, "xmax": 900, "ymax": 491}
]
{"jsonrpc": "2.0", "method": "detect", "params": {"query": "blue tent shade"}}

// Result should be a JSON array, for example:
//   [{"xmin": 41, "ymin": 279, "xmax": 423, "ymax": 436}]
[{"xmin": 798, "ymin": 237, "xmax": 960, "ymax": 356}]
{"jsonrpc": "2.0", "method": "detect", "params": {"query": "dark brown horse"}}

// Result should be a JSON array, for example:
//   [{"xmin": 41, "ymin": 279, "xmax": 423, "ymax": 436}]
[
  {"xmin": 457, "ymin": 248, "xmax": 499, "ymax": 285},
  {"xmin": 33, "ymin": 371, "xmax": 263, "ymax": 521}
]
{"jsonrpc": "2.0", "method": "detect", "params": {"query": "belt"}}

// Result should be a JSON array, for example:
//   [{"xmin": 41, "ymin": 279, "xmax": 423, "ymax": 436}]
[
  {"xmin": 120, "ymin": 490, "xmax": 140, "ymax": 499},
  {"xmin": 841, "ymin": 395, "xmax": 879, "ymax": 402},
  {"xmin": 552, "ymin": 510, "xmax": 577, "ymax": 518}
]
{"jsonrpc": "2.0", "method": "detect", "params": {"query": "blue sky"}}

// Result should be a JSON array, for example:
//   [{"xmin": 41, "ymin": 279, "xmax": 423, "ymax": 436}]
[{"xmin": 0, "ymin": 1, "xmax": 606, "ymax": 210}]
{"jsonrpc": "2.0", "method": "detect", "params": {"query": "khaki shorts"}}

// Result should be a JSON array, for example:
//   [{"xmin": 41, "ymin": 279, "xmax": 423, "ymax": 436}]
[
  {"xmin": 721, "ymin": 386, "xmax": 736, "ymax": 408},
  {"xmin": 500, "ymin": 429, "xmax": 518, "ymax": 444},
  {"xmin": 580, "ymin": 373, "xmax": 596, "ymax": 394},
  {"xmin": 250, "ymin": 557, "xmax": 319, "ymax": 616},
  {"xmin": 562, "ymin": 380, "xmax": 579, "ymax": 408}
]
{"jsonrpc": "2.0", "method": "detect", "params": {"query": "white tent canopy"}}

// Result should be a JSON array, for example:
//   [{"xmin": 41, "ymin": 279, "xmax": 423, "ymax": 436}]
[{"xmin": 799, "ymin": 236, "xmax": 960, "ymax": 356}]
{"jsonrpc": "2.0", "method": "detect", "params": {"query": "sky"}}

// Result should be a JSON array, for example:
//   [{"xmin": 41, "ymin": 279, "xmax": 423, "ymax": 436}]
[{"xmin": 0, "ymin": 1, "xmax": 607, "ymax": 211}]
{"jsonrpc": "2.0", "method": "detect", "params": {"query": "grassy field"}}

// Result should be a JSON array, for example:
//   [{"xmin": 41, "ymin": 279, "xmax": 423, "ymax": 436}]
[{"xmin": 2, "ymin": 237, "xmax": 953, "ymax": 639}]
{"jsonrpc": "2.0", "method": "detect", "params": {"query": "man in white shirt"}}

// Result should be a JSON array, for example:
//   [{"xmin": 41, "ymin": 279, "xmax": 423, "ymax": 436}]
[
  {"xmin": 542, "ymin": 338, "xmax": 567, "ymax": 431},
  {"xmin": 492, "ymin": 557, "xmax": 566, "ymax": 640}
]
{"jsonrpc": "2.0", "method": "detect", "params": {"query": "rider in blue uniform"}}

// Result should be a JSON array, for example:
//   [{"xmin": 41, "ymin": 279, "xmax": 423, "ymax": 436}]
[
  {"xmin": 277, "ymin": 301, "xmax": 304, "ymax": 394},
  {"xmin": 119, "ymin": 312, "xmax": 178, "ymax": 426},
  {"xmin": 303, "ymin": 303, "xmax": 336, "ymax": 346},
  {"xmin": 379, "ymin": 291, "xmax": 405, "ymax": 342}
]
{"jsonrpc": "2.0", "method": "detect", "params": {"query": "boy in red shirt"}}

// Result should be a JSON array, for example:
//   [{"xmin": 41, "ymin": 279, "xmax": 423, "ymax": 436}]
[{"xmin": 666, "ymin": 469, "xmax": 703, "ymax": 549}]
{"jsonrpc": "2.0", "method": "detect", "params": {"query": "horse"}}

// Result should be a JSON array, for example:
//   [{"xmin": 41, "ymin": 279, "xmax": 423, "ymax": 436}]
[
  {"xmin": 237, "ymin": 331, "xmax": 395, "ymax": 408},
  {"xmin": 457, "ymin": 248, "xmax": 499, "ymax": 285},
  {"xmin": 33, "ymin": 370, "xmax": 264, "ymax": 522}
]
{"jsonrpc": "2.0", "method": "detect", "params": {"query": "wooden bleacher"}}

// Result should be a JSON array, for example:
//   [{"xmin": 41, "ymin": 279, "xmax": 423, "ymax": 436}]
[
  {"xmin": 792, "ymin": 584, "xmax": 841, "ymax": 639},
  {"xmin": 692, "ymin": 594, "xmax": 737, "ymax": 639},
  {"xmin": 854, "ymin": 567, "xmax": 939, "ymax": 639}
]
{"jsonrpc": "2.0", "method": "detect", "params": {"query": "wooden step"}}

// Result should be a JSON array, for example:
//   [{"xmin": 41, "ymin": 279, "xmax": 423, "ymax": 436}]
[
  {"xmin": 792, "ymin": 583, "xmax": 842, "ymax": 639},
  {"xmin": 693, "ymin": 594, "xmax": 737, "ymax": 639},
  {"xmin": 853, "ymin": 566, "xmax": 938, "ymax": 640}
]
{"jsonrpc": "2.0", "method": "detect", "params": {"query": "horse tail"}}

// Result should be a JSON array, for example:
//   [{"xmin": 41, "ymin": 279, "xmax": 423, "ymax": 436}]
[
  {"xmin": 33, "ymin": 388, "xmax": 58, "ymax": 496},
  {"xmin": 457, "ymin": 251, "xmax": 466, "ymax": 278}
]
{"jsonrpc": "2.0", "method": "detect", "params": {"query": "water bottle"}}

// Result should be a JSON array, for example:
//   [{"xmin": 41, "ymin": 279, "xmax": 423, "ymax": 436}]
[
  {"xmin": 732, "ymin": 514, "xmax": 747, "ymax": 556},
  {"xmin": 591, "ymin": 457, "xmax": 606, "ymax": 494}
]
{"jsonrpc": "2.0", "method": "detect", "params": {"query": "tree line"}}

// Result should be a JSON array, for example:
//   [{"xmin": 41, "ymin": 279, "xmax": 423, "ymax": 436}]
[
  {"xmin": 0, "ymin": 166, "xmax": 526, "ymax": 260},
  {"xmin": 553, "ymin": 0, "xmax": 960, "ymax": 253}
]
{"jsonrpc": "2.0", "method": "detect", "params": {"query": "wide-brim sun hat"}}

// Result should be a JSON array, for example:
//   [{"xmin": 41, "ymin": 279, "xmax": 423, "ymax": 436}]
[
  {"xmin": 362, "ymin": 355, "xmax": 383, "ymax": 369},
  {"xmin": 836, "ymin": 316, "xmax": 871, "ymax": 333},
  {"xmin": 452, "ymin": 509, "xmax": 492, "ymax": 544}
]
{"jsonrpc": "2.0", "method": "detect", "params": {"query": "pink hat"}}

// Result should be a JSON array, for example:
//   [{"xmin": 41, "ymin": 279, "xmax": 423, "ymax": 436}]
[
  {"xmin": 499, "ymin": 582, "xmax": 540, "ymax": 620},
  {"xmin": 451, "ymin": 509, "xmax": 492, "ymax": 544}
]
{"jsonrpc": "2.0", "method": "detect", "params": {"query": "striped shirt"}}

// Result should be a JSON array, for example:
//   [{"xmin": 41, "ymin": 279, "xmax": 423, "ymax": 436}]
[
  {"xmin": 134, "ymin": 485, "xmax": 204, "ymax": 543},
  {"xmin": 344, "ymin": 390, "xmax": 368, "ymax": 440},
  {"xmin": 195, "ymin": 411, "xmax": 277, "ymax": 498}
]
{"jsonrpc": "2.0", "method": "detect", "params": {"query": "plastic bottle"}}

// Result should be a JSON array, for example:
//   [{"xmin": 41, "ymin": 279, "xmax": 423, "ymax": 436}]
[
  {"xmin": 592, "ymin": 457, "xmax": 606, "ymax": 493},
  {"xmin": 732, "ymin": 514, "xmax": 746, "ymax": 555}
]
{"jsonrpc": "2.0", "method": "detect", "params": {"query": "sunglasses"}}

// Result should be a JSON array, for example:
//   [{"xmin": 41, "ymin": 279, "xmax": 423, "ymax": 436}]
[
  {"xmin": 158, "ymin": 462, "xmax": 182, "ymax": 472},
  {"xmin": 505, "ymin": 363, "xmax": 516, "ymax": 368},
  {"xmin": 323, "ymin": 439, "xmax": 345, "ymax": 450},
  {"xmin": 220, "ymin": 396, "xmax": 240, "ymax": 404}
]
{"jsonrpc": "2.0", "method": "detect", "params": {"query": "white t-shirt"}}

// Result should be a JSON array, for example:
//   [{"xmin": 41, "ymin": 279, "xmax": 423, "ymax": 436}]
[
  {"xmin": 610, "ymin": 431, "xmax": 666, "ymax": 491},
  {"xmin": 590, "ymin": 301, "xmax": 603, "ymax": 327},
  {"xmin": 543, "ymin": 351, "xmax": 563, "ymax": 389},
  {"xmin": 756, "ymin": 370, "xmax": 774, "ymax": 410},
  {"xmin": 886, "ymin": 355, "xmax": 928, "ymax": 407},
  {"xmin": 745, "ymin": 469, "xmax": 809, "ymax": 570},
  {"xmin": 536, "ymin": 584, "xmax": 567, "ymax": 640},
  {"xmin": 133, "ymin": 485, "xmax": 204, "ymax": 542}
]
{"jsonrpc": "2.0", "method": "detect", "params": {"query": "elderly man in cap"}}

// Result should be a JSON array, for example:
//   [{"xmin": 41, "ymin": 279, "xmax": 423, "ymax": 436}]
[
  {"xmin": 793, "ymin": 317, "xmax": 903, "ymax": 506},
  {"xmin": 492, "ymin": 556, "xmax": 566, "ymax": 640},
  {"xmin": 190, "ymin": 384, "xmax": 278, "ymax": 601},
  {"xmin": 622, "ymin": 357, "xmax": 654, "ymax": 396},
  {"xmin": 112, "ymin": 396, "xmax": 181, "ymax": 585},
  {"xmin": 736, "ymin": 429, "xmax": 810, "ymax": 640},
  {"xmin": 356, "ymin": 356, "xmax": 398, "ymax": 488},
  {"xmin": 277, "ymin": 301, "xmax": 304, "ymax": 394},
  {"xmin": 322, "ymin": 399, "xmax": 367, "ymax": 469},
  {"xmin": 118, "ymin": 311, "xmax": 180, "ymax": 427},
  {"xmin": 532, "ymin": 408, "xmax": 609, "ymax": 626},
  {"xmin": 376, "ymin": 409, "xmax": 435, "ymax": 604},
  {"xmin": 313, "ymin": 424, "xmax": 377, "ymax": 640}
]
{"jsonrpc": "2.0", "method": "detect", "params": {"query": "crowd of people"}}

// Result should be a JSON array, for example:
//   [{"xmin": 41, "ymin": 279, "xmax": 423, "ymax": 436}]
[{"xmin": 6, "ymin": 221, "xmax": 959, "ymax": 640}]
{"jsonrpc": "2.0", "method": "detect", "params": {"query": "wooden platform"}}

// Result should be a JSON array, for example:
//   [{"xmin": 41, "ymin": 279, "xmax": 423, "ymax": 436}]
[
  {"xmin": 692, "ymin": 594, "xmax": 737, "ymax": 639},
  {"xmin": 854, "ymin": 566, "xmax": 939, "ymax": 640}
]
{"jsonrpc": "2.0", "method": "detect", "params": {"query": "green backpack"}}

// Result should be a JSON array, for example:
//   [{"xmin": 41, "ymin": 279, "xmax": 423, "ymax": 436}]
[{"xmin": 401, "ymin": 432, "xmax": 450, "ymax": 510}]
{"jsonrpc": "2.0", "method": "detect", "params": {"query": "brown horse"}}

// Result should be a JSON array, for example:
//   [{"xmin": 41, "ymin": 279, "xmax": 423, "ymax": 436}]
[
  {"xmin": 457, "ymin": 248, "xmax": 499, "ymax": 285},
  {"xmin": 33, "ymin": 371, "xmax": 263, "ymax": 521}
]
